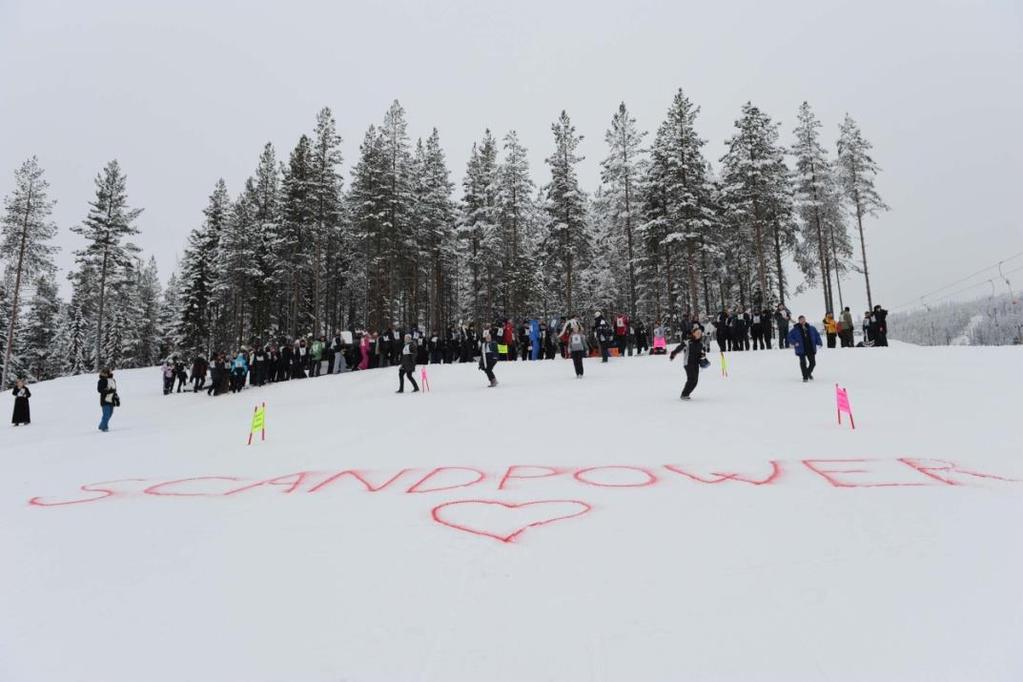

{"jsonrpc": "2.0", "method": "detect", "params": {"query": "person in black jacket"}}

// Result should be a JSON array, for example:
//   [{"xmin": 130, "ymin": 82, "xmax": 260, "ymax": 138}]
[
  {"xmin": 396, "ymin": 334, "xmax": 420, "ymax": 393},
  {"xmin": 872, "ymin": 305, "xmax": 889, "ymax": 346},
  {"xmin": 97, "ymin": 368, "xmax": 117, "ymax": 431},
  {"xmin": 11, "ymin": 378, "xmax": 31, "ymax": 426},
  {"xmin": 190, "ymin": 355, "xmax": 209, "ymax": 392},
  {"xmin": 670, "ymin": 327, "xmax": 707, "ymax": 400},
  {"xmin": 479, "ymin": 330, "xmax": 499, "ymax": 387},
  {"xmin": 715, "ymin": 310, "xmax": 729, "ymax": 353}
]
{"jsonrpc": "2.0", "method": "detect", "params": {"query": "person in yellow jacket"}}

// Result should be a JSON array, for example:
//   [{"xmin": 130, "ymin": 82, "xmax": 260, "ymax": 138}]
[{"xmin": 822, "ymin": 312, "xmax": 838, "ymax": 348}]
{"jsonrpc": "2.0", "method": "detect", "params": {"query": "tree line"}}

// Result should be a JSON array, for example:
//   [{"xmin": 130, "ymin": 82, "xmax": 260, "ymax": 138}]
[{"xmin": 0, "ymin": 92, "xmax": 888, "ymax": 385}]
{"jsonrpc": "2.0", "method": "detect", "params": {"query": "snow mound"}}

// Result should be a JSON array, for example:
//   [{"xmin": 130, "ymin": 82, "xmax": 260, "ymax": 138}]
[{"xmin": 2, "ymin": 344, "xmax": 1021, "ymax": 681}]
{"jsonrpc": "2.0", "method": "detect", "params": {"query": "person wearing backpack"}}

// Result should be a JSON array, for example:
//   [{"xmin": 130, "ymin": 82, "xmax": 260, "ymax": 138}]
[
  {"xmin": 568, "ymin": 322, "xmax": 587, "ymax": 378},
  {"xmin": 97, "ymin": 368, "xmax": 118, "ymax": 432},
  {"xmin": 670, "ymin": 327, "xmax": 707, "ymax": 400}
]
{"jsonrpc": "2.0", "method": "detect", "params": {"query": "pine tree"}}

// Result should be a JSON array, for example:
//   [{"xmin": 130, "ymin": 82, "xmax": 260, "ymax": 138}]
[
  {"xmin": 250, "ymin": 143, "xmax": 282, "ymax": 337},
  {"xmin": 414, "ymin": 128, "xmax": 456, "ymax": 330},
  {"xmin": 497, "ymin": 131, "xmax": 538, "ymax": 318},
  {"xmin": 21, "ymin": 274, "xmax": 61, "ymax": 380},
  {"xmin": 1, "ymin": 157, "xmax": 58, "ymax": 386},
  {"xmin": 280, "ymin": 134, "xmax": 316, "ymax": 337},
  {"xmin": 309, "ymin": 107, "xmax": 345, "ymax": 337},
  {"xmin": 70, "ymin": 160, "xmax": 143, "ymax": 370},
  {"xmin": 791, "ymin": 102, "xmax": 840, "ymax": 313},
  {"xmin": 600, "ymin": 103, "xmax": 647, "ymax": 319},
  {"xmin": 460, "ymin": 130, "xmax": 501, "ymax": 321},
  {"xmin": 349, "ymin": 125, "xmax": 387, "ymax": 330},
  {"xmin": 133, "ymin": 256, "xmax": 162, "ymax": 366},
  {"xmin": 158, "ymin": 271, "xmax": 181, "ymax": 359},
  {"xmin": 542, "ymin": 111, "xmax": 589, "ymax": 315},
  {"xmin": 720, "ymin": 102, "xmax": 791, "ymax": 310},
  {"xmin": 837, "ymin": 114, "xmax": 889, "ymax": 309},
  {"xmin": 177, "ymin": 180, "xmax": 229, "ymax": 355}
]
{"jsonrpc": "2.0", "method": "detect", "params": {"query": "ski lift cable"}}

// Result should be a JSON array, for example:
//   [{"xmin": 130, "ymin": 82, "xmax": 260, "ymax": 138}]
[
  {"xmin": 890, "ymin": 250, "xmax": 1023, "ymax": 311},
  {"xmin": 904, "ymin": 263, "xmax": 1023, "ymax": 312}
]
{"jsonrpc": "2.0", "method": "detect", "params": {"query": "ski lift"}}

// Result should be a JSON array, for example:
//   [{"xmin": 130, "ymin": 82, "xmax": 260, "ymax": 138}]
[
  {"xmin": 987, "ymin": 279, "xmax": 996, "ymax": 316},
  {"xmin": 998, "ymin": 261, "xmax": 1018, "ymax": 305}
]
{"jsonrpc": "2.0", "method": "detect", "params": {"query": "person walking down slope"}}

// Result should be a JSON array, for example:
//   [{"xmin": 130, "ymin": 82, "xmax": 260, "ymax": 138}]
[
  {"xmin": 97, "ymin": 368, "xmax": 119, "ymax": 432},
  {"xmin": 669, "ymin": 327, "xmax": 707, "ymax": 400},
  {"xmin": 11, "ymin": 378, "xmax": 31, "ymax": 426},
  {"xmin": 396, "ymin": 334, "xmax": 420, "ymax": 394},
  {"xmin": 787, "ymin": 315, "xmax": 823, "ymax": 383},
  {"xmin": 568, "ymin": 322, "xmax": 587, "ymax": 378},
  {"xmin": 479, "ymin": 330, "xmax": 499, "ymax": 387}
]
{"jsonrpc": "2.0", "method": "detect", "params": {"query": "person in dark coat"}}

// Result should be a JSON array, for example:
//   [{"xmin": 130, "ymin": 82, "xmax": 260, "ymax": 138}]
[
  {"xmin": 567, "ymin": 321, "xmax": 587, "ymax": 377},
  {"xmin": 670, "ymin": 327, "xmax": 707, "ymax": 400},
  {"xmin": 775, "ymin": 305, "xmax": 791, "ymax": 349},
  {"xmin": 190, "ymin": 355, "xmax": 209, "ymax": 392},
  {"xmin": 750, "ymin": 309, "xmax": 765, "ymax": 350},
  {"xmin": 97, "ymin": 368, "xmax": 118, "ymax": 432},
  {"xmin": 786, "ymin": 315, "xmax": 823, "ymax": 382},
  {"xmin": 872, "ymin": 305, "xmax": 889, "ymax": 346},
  {"xmin": 761, "ymin": 308, "xmax": 774, "ymax": 349},
  {"xmin": 396, "ymin": 334, "xmax": 420, "ymax": 393},
  {"xmin": 479, "ymin": 330, "xmax": 499, "ymax": 387},
  {"xmin": 174, "ymin": 357, "xmax": 188, "ymax": 393},
  {"xmin": 633, "ymin": 319, "xmax": 648, "ymax": 355},
  {"xmin": 11, "ymin": 378, "xmax": 31, "ymax": 426}
]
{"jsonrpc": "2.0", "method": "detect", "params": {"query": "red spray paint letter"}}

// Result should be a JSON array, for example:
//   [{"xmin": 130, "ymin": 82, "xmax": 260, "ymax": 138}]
[
  {"xmin": 406, "ymin": 467, "xmax": 487, "ymax": 493},
  {"xmin": 497, "ymin": 466, "xmax": 565, "ymax": 491},
  {"xmin": 308, "ymin": 469, "xmax": 412, "ymax": 494},
  {"xmin": 29, "ymin": 479, "xmax": 148, "ymax": 507}
]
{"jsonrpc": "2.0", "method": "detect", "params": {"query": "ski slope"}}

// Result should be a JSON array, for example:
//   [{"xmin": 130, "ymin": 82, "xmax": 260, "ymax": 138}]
[{"xmin": 2, "ymin": 342, "xmax": 1021, "ymax": 681}]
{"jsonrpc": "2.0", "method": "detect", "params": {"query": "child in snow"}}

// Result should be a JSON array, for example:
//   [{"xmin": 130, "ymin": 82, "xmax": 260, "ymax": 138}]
[
  {"xmin": 670, "ymin": 327, "xmax": 707, "ymax": 400},
  {"xmin": 11, "ymin": 378, "xmax": 31, "ymax": 426}
]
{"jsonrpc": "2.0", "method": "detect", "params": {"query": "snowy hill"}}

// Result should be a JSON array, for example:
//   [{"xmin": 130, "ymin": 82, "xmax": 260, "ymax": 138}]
[
  {"xmin": 889, "ymin": 293, "xmax": 1023, "ymax": 346},
  {"xmin": 2, "ymin": 344, "xmax": 1022, "ymax": 681}
]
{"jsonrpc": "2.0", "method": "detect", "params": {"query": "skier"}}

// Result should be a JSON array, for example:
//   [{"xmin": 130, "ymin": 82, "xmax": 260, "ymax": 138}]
[
  {"xmin": 633, "ymin": 318, "xmax": 648, "ymax": 355},
  {"xmin": 823, "ymin": 312, "xmax": 838, "ymax": 348},
  {"xmin": 250, "ymin": 346, "xmax": 267, "ymax": 386},
  {"xmin": 594, "ymin": 312, "xmax": 612, "ymax": 362},
  {"xmin": 97, "ymin": 368, "xmax": 118, "ymax": 432},
  {"xmin": 478, "ymin": 330, "xmax": 499, "ymax": 387},
  {"xmin": 396, "ymin": 333, "xmax": 420, "ymax": 393},
  {"xmin": 11, "ymin": 378, "xmax": 31, "ymax": 426},
  {"xmin": 761, "ymin": 308, "xmax": 774, "ymax": 349},
  {"xmin": 669, "ymin": 327, "xmax": 707, "ymax": 400},
  {"xmin": 568, "ymin": 321, "xmax": 587, "ymax": 378},
  {"xmin": 787, "ymin": 315, "xmax": 823, "ymax": 382}
]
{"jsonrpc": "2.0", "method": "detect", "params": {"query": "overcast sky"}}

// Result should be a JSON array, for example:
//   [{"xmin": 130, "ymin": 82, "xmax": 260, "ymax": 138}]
[{"xmin": 2, "ymin": 0, "xmax": 1021, "ymax": 317}]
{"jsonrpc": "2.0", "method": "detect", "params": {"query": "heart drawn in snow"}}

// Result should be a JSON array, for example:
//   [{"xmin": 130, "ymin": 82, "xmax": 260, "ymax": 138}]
[{"xmin": 431, "ymin": 499, "xmax": 592, "ymax": 543}]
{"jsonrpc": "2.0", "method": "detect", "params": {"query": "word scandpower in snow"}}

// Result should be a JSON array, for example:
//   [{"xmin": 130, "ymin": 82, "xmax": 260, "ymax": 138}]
[{"xmin": 28, "ymin": 458, "xmax": 1019, "ymax": 508}]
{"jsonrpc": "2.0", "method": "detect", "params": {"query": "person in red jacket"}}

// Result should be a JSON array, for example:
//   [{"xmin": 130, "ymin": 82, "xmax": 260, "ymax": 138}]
[
  {"xmin": 613, "ymin": 312, "xmax": 630, "ymax": 357},
  {"xmin": 503, "ymin": 319, "xmax": 516, "ymax": 360}
]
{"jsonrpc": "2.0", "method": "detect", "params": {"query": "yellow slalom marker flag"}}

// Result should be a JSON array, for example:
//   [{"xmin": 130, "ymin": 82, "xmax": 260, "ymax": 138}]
[
  {"xmin": 248, "ymin": 402, "xmax": 266, "ymax": 445},
  {"xmin": 497, "ymin": 344, "xmax": 509, "ymax": 355},
  {"xmin": 720, "ymin": 352, "xmax": 728, "ymax": 378}
]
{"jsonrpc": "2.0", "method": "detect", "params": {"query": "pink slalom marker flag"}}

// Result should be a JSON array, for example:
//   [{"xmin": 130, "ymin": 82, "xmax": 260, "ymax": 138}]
[
  {"xmin": 835, "ymin": 384, "xmax": 855, "ymax": 430},
  {"xmin": 420, "ymin": 367, "xmax": 431, "ymax": 392}
]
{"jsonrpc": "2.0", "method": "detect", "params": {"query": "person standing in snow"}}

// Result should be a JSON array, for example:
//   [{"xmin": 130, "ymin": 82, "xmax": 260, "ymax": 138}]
[
  {"xmin": 613, "ymin": 312, "xmax": 629, "ymax": 357},
  {"xmin": 593, "ymin": 312, "xmax": 612, "ymax": 362},
  {"xmin": 478, "ymin": 330, "xmax": 499, "ymax": 387},
  {"xmin": 787, "ymin": 315, "xmax": 823, "ymax": 382},
  {"xmin": 190, "ymin": 355, "xmax": 209, "ymax": 392},
  {"xmin": 97, "ymin": 368, "xmax": 118, "ymax": 432},
  {"xmin": 750, "ymin": 309, "xmax": 765, "ymax": 350},
  {"xmin": 840, "ymin": 307, "xmax": 855, "ymax": 348},
  {"xmin": 395, "ymin": 333, "xmax": 420, "ymax": 393},
  {"xmin": 670, "ymin": 327, "xmax": 706, "ymax": 400},
  {"xmin": 775, "ymin": 304, "xmax": 792, "ymax": 349},
  {"xmin": 161, "ymin": 358, "xmax": 175, "ymax": 395},
  {"xmin": 230, "ymin": 351, "xmax": 248, "ymax": 393},
  {"xmin": 11, "ymin": 378, "xmax": 31, "ymax": 426},
  {"xmin": 822, "ymin": 312, "xmax": 838, "ymax": 348},
  {"xmin": 872, "ymin": 305, "xmax": 889, "ymax": 346},
  {"xmin": 567, "ymin": 321, "xmax": 588, "ymax": 378}
]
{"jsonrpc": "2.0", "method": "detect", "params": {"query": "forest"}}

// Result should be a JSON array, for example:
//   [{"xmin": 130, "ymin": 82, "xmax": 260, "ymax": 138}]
[{"xmin": 1, "ymin": 93, "xmax": 888, "ymax": 384}]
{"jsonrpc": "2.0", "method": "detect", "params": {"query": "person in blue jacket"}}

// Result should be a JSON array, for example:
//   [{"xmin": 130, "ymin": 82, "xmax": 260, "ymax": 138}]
[
  {"xmin": 786, "ymin": 315, "xmax": 823, "ymax": 382},
  {"xmin": 529, "ymin": 319, "xmax": 541, "ymax": 360},
  {"xmin": 230, "ymin": 351, "xmax": 249, "ymax": 393}
]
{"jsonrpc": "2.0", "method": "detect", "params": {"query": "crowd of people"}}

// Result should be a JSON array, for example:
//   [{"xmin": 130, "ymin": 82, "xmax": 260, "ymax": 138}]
[{"xmin": 8, "ymin": 303, "xmax": 890, "ymax": 428}]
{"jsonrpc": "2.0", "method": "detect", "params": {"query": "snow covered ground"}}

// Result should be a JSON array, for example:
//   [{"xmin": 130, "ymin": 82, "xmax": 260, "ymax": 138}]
[{"xmin": 2, "ymin": 342, "xmax": 1021, "ymax": 681}]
